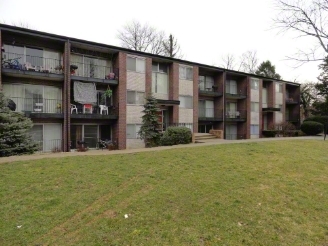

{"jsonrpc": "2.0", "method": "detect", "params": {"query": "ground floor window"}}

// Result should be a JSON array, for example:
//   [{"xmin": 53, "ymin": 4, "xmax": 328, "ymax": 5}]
[
  {"xmin": 30, "ymin": 123, "xmax": 62, "ymax": 152},
  {"xmin": 198, "ymin": 124, "xmax": 213, "ymax": 133},
  {"xmin": 126, "ymin": 124, "xmax": 142, "ymax": 139},
  {"xmin": 70, "ymin": 124, "xmax": 112, "ymax": 149}
]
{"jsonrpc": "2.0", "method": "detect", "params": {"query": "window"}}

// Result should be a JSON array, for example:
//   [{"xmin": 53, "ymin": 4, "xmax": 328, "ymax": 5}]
[
  {"xmin": 276, "ymin": 83, "xmax": 283, "ymax": 93},
  {"xmin": 199, "ymin": 76, "xmax": 214, "ymax": 91},
  {"xmin": 179, "ymin": 65, "xmax": 193, "ymax": 80},
  {"xmin": 127, "ymin": 124, "xmax": 142, "ymax": 139},
  {"xmin": 251, "ymin": 78, "xmax": 259, "ymax": 90},
  {"xmin": 225, "ymin": 80, "xmax": 237, "ymax": 94},
  {"xmin": 250, "ymin": 125, "xmax": 259, "ymax": 135},
  {"xmin": 127, "ymin": 91, "xmax": 144, "ymax": 104},
  {"xmin": 127, "ymin": 56, "xmax": 145, "ymax": 73},
  {"xmin": 251, "ymin": 102, "xmax": 259, "ymax": 112},
  {"xmin": 152, "ymin": 62, "xmax": 168, "ymax": 73},
  {"xmin": 179, "ymin": 96, "xmax": 193, "ymax": 108},
  {"xmin": 152, "ymin": 62, "xmax": 169, "ymax": 94}
]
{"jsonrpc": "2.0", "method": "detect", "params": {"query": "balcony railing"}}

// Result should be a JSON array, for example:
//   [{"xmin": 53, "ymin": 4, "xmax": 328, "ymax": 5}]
[
  {"xmin": 70, "ymin": 138, "xmax": 118, "ymax": 150},
  {"xmin": 2, "ymin": 52, "xmax": 63, "ymax": 74},
  {"xmin": 225, "ymin": 88, "xmax": 247, "ymax": 98},
  {"xmin": 198, "ymin": 108, "xmax": 223, "ymax": 120},
  {"xmin": 225, "ymin": 134, "xmax": 246, "ymax": 140},
  {"xmin": 34, "ymin": 139, "xmax": 63, "ymax": 153},
  {"xmin": 166, "ymin": 123, "xmax": 193, "ymax": 131},
  {"xmin": 7, "ymin": 97, "xmax": 63, "ymax": 114},
  {"xmin": 286, "ymin": 115, "xmax": 300, "ymax": 122},
  {"xmin": 70, "ymin": 103, "xmax": 118, "ymax": 118},
  {"xmin": 225, "ymin": 110, "xmax": 247, "ymax": 120},
  {"xmin": 285, "ymin": 96, "xmax": 299, "ymax": 104},
  {"xmin": 70, "ymin": 61, "xmax": 119, "ymax": 80}
]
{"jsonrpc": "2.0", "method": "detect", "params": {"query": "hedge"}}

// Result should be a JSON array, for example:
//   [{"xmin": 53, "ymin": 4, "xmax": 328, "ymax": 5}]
[
  {"xmin": 160, "ymin": 127, "xmax": 192, "ymax": 146},
  {"xmin": 300, "ymin": 121, "xmax": 324, "ymax": 135},
  {"xmin": 304, "ymin": 116, "xmax": 328, "ymax": 133}
]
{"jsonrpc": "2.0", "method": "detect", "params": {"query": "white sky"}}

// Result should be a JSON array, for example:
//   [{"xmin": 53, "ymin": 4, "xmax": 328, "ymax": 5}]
[{"xmin": 0, "ymin": 0, "xmax": 322, "ymax": 83}]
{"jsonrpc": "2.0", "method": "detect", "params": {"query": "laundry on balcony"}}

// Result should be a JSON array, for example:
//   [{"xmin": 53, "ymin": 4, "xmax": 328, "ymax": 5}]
[{"xmin": 73, "ymin": 82, "xmax": 97, "ymax": 108}]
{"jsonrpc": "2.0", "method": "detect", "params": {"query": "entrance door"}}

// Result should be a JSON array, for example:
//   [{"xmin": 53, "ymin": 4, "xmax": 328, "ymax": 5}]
[{"xmin": 226, "ymin": 124, "xmax": 237, "ymax": 140}]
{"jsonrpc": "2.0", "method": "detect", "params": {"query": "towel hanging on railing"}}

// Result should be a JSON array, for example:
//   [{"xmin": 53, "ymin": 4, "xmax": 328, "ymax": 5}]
[{"xmin": 73, "ymin": 82, "xmax": 97, "ymax": 105}]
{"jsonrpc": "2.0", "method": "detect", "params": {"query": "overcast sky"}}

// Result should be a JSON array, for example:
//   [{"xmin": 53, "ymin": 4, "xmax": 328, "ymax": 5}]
[{"xmin": 0, "ymin": 0, "xmax": 322, "ymax": 83}]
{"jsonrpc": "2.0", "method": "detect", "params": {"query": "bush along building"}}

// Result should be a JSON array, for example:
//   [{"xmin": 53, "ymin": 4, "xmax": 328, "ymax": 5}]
[{"xmin": 0, "ymin": 24, "xmax": 301, "ymax": 152}]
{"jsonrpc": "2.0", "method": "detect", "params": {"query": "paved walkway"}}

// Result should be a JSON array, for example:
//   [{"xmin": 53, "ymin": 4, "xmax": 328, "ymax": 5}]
[{"xmin": 0, "ymin": 136, "xmax": 324, "ymax": 164}]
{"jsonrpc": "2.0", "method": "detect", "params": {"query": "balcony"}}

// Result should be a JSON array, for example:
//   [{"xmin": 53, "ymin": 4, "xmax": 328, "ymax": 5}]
[
  {"xmin": 70, "ymin": 103, "xmax": 118, "ymax": 120},
  {"xmin": 225, "ymin": 89, "xmax": 247, "ymax": 99},
  {"xmin": 1, "ymin": 52, "xmax": 64, "ymax": 80},
  {"xmin": 225, "ymin": 134, "xmax": 246, "ymax": 140},
  {"xmin": 198, "ymin": 84, "xmax": 222, "ymax": 97},
  {"xmin": 198, "ymin": 108, "xmax": 223, "ymax": 121},
  {"xmin": 8, "ymin": 97, "xmax": 63, "ymax": 118},
  {"xmin": 262, "ymin": 105, "xmax": 280, "ymax": 112},
  {"xmin": 286, "ymin": 115, "xmax": 300, "ymax": 122},
  {"xmin": 70, "ymin": 61, "xmax": 119, "ymax": 85},
  {"xmin": 225, "ymin": 110, "xmax": 247, "ymax": 122},
  {"xmin": 285, "ymin": 97, "xmax": 299, "ymax": 104}
]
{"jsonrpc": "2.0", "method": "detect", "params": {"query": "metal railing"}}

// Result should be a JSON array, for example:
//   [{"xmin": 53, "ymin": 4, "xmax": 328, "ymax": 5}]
[
  {"xmin": 225, "ymin": 87, "xmax": 247, "ymax": 97},
  {"xmin": 8, "ymin": 97, "xmax": 63, "ymax": 113},
  {"xmin": 225, "ymin": 110, "xmax": 247, "ymax": 119},
  {"xmin": 34, "ymin": 139, "xmax": 63, "ymax": 153},
  {"xmin": 166, "ymin": 123, "xmax": 193, "ymax": 131},
  {"xmin": 225, "ymin": 134, "xmax": 246, "ymax": 140},
  {"xmin": 286, "ymin": 115, "xmax": 300, "ymax": 122},
  {"xmin": 198, "ymin": 108, "xmax": 223, "ymax": 119},
  {"xmin": 70, "ymin": 138, "xmax": 118, "ymax": 150},
  {"xmin": 2, "ymin": 52, "xmax": 63, "ymax": 74},
  {"xmin": 70, "ymin": 61, "xmax": 119, "ymax": 80},
  {"xmin": 198, "ymin": 82, "xmax": 221, "ymax": 93},
  {"xmin": 70, "ymin": 103, "xmax": 118, "ymax": 115}
]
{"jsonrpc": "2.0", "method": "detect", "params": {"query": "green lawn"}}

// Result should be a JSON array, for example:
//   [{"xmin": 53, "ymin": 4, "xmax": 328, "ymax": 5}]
[{"xmin": 1, "ymin": 140, "xmax": 328, "ymax": 245}]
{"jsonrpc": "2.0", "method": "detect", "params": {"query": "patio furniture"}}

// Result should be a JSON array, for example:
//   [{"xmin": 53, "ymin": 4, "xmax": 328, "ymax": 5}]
[
  {"xmin": 71, "ymin": 104, "xmax": 78, "ymax": 114},
  {"xmin": 99, "ymin": 105, "xmax": 109, "ymax": 115},
  {"xmin": 105, "ymin": 72, "xmax": 115, "ymax": 80},
  {"xmin": 34, "ymin": 103, "xmax": 43, "ymax": 112},
  {"xmin": 83, "ymin": 104, "xmax": 93, "ymax": 114},
  {"xmin": 24, "ymin": 62, "xmax": 37, "ymax": 71}
]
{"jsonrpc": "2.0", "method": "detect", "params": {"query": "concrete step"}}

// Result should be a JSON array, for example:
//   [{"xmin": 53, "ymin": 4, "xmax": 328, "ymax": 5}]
[{"xmin": 194, "ymin": 133, "xmax": 217, "ymax": 141}]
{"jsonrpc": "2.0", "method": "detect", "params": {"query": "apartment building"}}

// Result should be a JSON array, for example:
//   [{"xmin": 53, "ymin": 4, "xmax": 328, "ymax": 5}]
[{"xmin": 0, "ymin": 24, "xmax": 301, "ymax": 152}]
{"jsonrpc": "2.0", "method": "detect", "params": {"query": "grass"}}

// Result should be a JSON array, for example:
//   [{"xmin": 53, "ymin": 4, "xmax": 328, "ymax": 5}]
[{"xmin": 1, "ymin": 140, "xmax": 328, "ymax": 245}]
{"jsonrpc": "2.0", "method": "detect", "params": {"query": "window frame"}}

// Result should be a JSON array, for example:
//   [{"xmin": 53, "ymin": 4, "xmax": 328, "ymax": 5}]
[
  {"xmin": 250, "ymin": 124, "xmax": 259, "ymax": 135},
  {"xmin": 251, "ymin": 102, "xmax": 259, "ymax": 112},
  {"xmin": 179, "ymin": 95, "xmax": 193, "ymax": 109},
  {"xmin": 251, "ymin": 78, "xmax": 259, "ymax": 90},
  {"xmin": 126, "ymin": 124, "xmax": 142, "ymax": 139},
  {"xmin": 127, "ymin": 56, "xmax": 145, "ymax": 73},
  {"xmin": 179, "ymin": 65, "xmax": 193, "ymax": 80},
  {"xmin": 126, "ymin": 90, "xmax": 145, "ymax": 105}
]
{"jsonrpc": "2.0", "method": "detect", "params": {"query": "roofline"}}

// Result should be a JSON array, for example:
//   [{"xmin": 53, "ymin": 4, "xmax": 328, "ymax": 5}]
[{"xmin": 0, "ymin": 24, "xmax": 300, "ymax": 85}]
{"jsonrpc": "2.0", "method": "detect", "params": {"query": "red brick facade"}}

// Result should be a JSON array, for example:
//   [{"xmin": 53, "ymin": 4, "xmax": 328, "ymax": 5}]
[
  {"xmin": 113, "ymin": 52, "xmax": 127, "ymax": 150},
  {"xmin": 169, "ymin": 63, "xmax": 179, "ymax": 123},
  {"xmin": 145, "ymin": 57, "xmax": 152, "ymax": 95},
  {"xmin": 193, "ymin": 66, "xmax": 199, "ymax": 133},
  {"xmin": 0, "ymin": 24, "xmax": 301, "ymax": 151}
]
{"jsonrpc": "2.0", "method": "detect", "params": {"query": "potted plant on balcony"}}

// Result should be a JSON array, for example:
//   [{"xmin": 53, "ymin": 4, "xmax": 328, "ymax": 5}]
[
  {"xmin": 101, "ymin": 86, "xmax": 112, "ymax": 105},
  {"xmin": 70, "ymin": 65, "xmax": 78, "ymax": 75}
]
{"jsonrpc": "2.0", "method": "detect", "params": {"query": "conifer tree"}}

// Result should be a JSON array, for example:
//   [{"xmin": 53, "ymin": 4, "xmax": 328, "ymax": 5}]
[
  {"xmin": 138, "ymin": 94, "xmax": 161, "ymax": 147},
  {"xmin": 0, "ymin": 92, "xmax": 38, "ymax": 157}
]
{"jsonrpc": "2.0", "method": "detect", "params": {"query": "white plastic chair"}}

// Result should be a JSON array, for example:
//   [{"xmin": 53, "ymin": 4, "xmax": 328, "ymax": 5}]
[
  {"xmin": 99, "ymin": 105, "xmax": 108, "ymax": 115},
  {"xmin": 71, "ymin": 104, "xmax": 78, "ymax": 114}
]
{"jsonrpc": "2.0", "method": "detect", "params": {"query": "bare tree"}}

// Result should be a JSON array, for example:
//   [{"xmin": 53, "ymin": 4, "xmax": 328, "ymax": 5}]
[
  {"xmin": 238, "ymin": 50, "xmax": 259, "ymax": 73},
  {"xmin": 117, "ymin": 20, "xmax": 182, "ymax": 57},
  {"xmin": 163, "ymin": 34, "xmax": 182, "ymax": 58},
  {"xmin": 220, "ymin": 53, "xmax": 237, "ymax": 70},
  {"xmin": 0, "ymin": 20, "xmax": 35, "ymax": 29},
  {"xmin": 274, "ymin": 0, "xmax": 328, "ymax": 65}
]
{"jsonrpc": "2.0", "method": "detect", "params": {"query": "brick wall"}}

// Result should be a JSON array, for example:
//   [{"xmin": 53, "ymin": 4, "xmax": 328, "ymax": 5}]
[
  {"xmin": 127, "ymin": 72, "xmax": 146, "ymax": 91},
  {"xmin": 169, "ymin": 63, "xmax": 179, "ymax": 123},
  {"xmin": 193, "ymin": 66, "xmax": 199, "ymax": 133},
  {"xmin": 114, "ymin": 52, "xmax": 127, "ymax": 150},
  {"xmin": 145, "ymin": 57, "xmax": 152, "ymax": 95},
  {"xmin": 64, "ymin": 41, "xmax": 70, "ymax": 152},
  {"xmin": 259, "ymin": 79, "xmax": 263, "ymax": 137}
]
